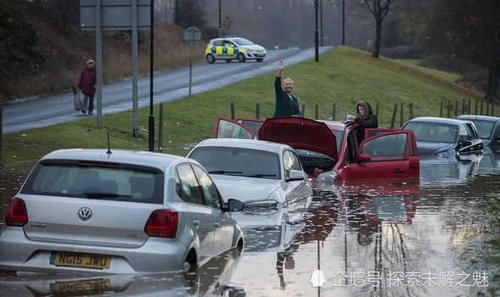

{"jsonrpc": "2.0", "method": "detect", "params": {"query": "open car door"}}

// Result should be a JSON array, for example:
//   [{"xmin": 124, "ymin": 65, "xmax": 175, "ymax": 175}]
[
  {"xmin": 235, "ymin": 117, "xmax": 264, "ymax": 135},
  {"xmin": 212, "ymin": 117, "xmax": 256, "ymax": 139},
  {"xmin": 341, "ymin": 129, "xmax": 419, "ymax": 180}
]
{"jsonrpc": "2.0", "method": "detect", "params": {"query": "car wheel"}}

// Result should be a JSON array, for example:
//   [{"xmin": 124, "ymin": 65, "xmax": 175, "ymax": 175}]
[
  {"xmin": 183, "ymin": 249, "xmax": 198, "ymax": 274},
  {"xmin": 225, "ymin": 59, "xmax": 232, "ymax": 63},
  {"xmin": 206, "ymin": 54, "xmax": 215, "ymax": 64},
  {"xmin": 237, "ymin": 53, "xmax": 246, "ymax": 63},
  {"xmin": 256, "ymin": 58, "xmax": 264, "ymax": 62}
]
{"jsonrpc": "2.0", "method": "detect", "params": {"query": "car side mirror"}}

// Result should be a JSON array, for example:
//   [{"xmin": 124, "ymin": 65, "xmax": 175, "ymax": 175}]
[
  {"xmin": 358, "ymin": 153, "xmax": 371, "ymax": 162},
  {"xmin": 223, "ymin": 199, "xmax": 245, "ymax": 212},
  {"xmin": 286, "ymin": 170, "xmax": 305, "ymax": 182}
]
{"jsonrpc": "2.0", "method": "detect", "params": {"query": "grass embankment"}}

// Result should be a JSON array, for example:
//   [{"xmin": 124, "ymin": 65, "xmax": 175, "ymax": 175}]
[{"xmin": 2, "ymin": 46, "xmax": 484, "ymax": 177}]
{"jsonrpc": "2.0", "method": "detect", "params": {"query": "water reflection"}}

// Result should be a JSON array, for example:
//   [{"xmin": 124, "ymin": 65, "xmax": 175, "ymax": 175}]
[
  {"xmin": 419, "ymin": 156, "xmax": 480, "ymax": 186},
  {"xmin": 0, "ymin": 249, "xmax": 244, "ymax": 297}
]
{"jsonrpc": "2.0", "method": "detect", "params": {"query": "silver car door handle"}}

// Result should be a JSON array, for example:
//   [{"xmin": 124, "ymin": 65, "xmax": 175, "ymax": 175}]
[
  {"xmin": 193, "ymin": 220, "xmax": 200, "ymax": 227},
  {"xmin": 213, "ymin": 222, "xmax": 220, "ymax": 228}
]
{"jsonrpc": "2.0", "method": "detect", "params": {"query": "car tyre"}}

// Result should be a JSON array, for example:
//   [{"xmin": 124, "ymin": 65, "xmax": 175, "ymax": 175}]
[
  {"xmin": 256, "ymin": 58, "xmax": 264, "ymax": 62},
  {"xmin": 206, "ymin": 54, "xmax": 215, "ymax": 64},
  {"xmin": 237, "ymin": 53, "xmax": 246, "ymax": 63}
]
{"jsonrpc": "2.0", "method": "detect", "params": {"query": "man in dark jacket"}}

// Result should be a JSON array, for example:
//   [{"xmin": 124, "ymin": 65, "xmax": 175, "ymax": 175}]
[
  {"xmin": 355, "ymin": 100, "xmax": 378, "ymax": 140},
  {"xmin": 273, "ymin": 60, "xmax": 300, "ymax": 117},
  {"xmin": 78, "ymin": 59, "xmax": 97, "ymax": 115}
]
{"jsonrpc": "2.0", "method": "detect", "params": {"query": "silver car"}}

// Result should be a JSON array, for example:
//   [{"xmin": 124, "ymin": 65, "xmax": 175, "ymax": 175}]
[{"xmin": 0, "ymin": 149, "xmax": 244, "ymax": 275}]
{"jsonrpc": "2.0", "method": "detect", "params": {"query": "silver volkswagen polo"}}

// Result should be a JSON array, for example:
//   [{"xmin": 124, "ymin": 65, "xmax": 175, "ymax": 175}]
[{"xmin": 0, "ymin": 149, "xmax": 244, "ymax": 275}]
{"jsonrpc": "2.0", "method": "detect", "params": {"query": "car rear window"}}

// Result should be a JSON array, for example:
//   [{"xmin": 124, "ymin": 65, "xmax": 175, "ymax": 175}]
[{"xmin": 21, "ymin": 160, "xmax": 164, "ymax": 204}]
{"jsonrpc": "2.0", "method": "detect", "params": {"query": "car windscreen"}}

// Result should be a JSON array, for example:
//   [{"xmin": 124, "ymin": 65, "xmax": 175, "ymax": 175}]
[
  {"xmin": 470, "ymin": 120, "xmax": 495, "ymax": 139},
  {"xmin": 404, "ymin": 122, "xmax": 458, "ymax": 143},
  {"xmin": 189, "ymin": 147, "xmax": 281, "ymax": 179},
  {"xmin": 233, "ymin": 38, "xmax": 254, "ymax": 46},
  {"xmin": 21, "ymin": 160, "xmax": 164, "ymax": 204}
]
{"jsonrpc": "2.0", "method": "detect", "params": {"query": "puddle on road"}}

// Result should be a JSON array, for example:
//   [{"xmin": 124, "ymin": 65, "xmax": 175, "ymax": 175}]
[{"xmin": 0, "ymin": 161, "xmax": 499, "ymax": 297}]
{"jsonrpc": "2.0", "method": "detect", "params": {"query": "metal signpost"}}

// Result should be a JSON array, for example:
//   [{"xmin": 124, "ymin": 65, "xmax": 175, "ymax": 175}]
[
  {"xmin": 184, "ymin": 27, "xmax": 201, "ymax": 97},
  {"xmin": 80, "ymin": 0, "xmax": 150, "ymax": 133}
]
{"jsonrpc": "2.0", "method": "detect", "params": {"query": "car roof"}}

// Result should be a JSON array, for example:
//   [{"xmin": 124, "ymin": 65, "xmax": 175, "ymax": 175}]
[
  {"xmin": 458, "ymin": 115, "xmax": 500, "ymax": 122},
  {"xmin": 193, "ymin": 138, "xmax": 291, "ymax": 154},
  {"xmin": 405, "ymin": 117, "xmax": 467, "ymax": 126},
  {"xmin": 41, "ymin": 149, "xmax": 187, "ymax": 171}
]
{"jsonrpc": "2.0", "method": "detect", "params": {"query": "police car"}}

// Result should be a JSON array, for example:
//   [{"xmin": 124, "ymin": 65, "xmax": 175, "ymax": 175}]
[{"xmin": 205, "ymin": 37, "xmax": 266, "ymax": 64}]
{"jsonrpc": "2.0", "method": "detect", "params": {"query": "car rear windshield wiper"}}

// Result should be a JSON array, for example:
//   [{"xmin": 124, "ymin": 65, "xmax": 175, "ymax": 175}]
[
  {"xmin": 208, "ymin": 170, "xmax": 243, "ymax": 175},
  {"xmin": 83, "ymin": 192, "xmax": 131, "ymax": 199},
  {"xmin": 245, "ymin": 174, "xmax": 278, "ymax": 178}
]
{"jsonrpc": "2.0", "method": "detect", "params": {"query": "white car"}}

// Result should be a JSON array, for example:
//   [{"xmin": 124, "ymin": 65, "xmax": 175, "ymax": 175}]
[
  {"xmin": 0, "ymin": 149, "xmax": 244, "ymax": 275},
  {"xmin": 187, "ymin": 139, "xmax": 313, "ymax": 214},
  {"xmin": 205, "ymin": 37, "xmax": 266, "ymax": 63}
]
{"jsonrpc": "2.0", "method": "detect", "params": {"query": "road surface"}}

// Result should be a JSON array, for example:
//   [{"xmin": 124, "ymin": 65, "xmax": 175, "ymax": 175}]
[{"xmin": 4, "ymin": 47, "xmax": 332, "ymax": 134}]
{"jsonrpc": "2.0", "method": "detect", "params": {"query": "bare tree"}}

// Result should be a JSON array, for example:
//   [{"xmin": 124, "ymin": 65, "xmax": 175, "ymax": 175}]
[{"xmin": 357, "ymin": 0, "xmax": 394, "ymax": 57}]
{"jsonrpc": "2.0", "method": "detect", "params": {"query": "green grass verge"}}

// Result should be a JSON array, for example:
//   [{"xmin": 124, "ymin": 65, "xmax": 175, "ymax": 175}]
[{"xmin": 1, "ymin": 46, "xmax": 486, "ymax": 177}]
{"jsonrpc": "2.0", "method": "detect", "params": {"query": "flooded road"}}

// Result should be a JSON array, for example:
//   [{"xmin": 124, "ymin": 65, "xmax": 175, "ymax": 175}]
[{"xmin": 0, "ymin": 159, "xmax": 499, "ymax": 297}]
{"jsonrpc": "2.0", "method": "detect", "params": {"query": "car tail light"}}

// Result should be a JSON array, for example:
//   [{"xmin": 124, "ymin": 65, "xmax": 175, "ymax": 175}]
[
  {"xmin": 6, "ymin": 198, "xmax": 28, "ymax": 227},
  {"xmin": 144, "ymin": 209, "xmax": 178, "ymax": 238}
]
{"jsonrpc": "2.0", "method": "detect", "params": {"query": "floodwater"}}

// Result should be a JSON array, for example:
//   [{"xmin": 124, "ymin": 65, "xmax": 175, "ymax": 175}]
[{"xmin": 0, "ymin": 156, "xmax": 499, "ymax": 297}]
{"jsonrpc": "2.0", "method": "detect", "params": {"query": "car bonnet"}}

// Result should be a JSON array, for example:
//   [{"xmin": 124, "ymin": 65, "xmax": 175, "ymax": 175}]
[{"xmin": 258, "ymin": 117, "xmax": 338, "ymax": 160}]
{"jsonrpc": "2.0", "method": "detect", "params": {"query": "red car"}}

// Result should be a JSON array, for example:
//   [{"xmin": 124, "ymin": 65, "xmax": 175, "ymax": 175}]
[{"xmin": 211, "ymin": 117, "xmax": 419, "ymax": 183}]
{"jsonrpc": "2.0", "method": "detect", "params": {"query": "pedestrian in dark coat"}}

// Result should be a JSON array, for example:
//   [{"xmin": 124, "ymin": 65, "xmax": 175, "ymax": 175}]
[
  {"xmin": 78, "ymin": 59, "xmax": 97, "ymax": 115},
  {"xmin": 355, "ymin": 100, "xmax": 378, "ymax": 140},
  {"xmin": 273, "ymin": 60, "xmax": 300, "ymax": 117}
]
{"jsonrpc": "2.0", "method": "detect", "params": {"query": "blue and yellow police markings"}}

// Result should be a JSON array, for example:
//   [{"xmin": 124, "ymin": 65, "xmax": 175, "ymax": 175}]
[{"xmin": 208, "ymin": 46, "xmax": 244, "ymax": 56}]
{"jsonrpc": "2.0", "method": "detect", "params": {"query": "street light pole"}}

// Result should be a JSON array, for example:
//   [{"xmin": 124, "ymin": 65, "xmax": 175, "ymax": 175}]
[
  {"xmin": 314, "ymin": 0, "xmax": 319, "ymax": 62},
  {"xmin": 320, "ymin": 0, "xmax": 324, "ymax": 47},
  {"xmin": 218, "ymin": 0, "xmax": 222, "ymax": 37},
  {"xmin": 148, "ymin": 0, "xmax": 155, "ymax": 151},
  {"xmin": 342, "ymin": 0, "xmax": 345, "ymax": 45}
]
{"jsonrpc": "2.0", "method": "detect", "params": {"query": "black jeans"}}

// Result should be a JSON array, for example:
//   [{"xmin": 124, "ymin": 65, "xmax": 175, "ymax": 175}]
[{"xmin": 88, "ymin": 95, "xmax": 95, "ymax": 113}]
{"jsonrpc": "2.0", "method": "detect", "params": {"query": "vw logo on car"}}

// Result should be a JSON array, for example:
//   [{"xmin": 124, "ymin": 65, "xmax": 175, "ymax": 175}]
[{"xmin": 78, "ymin": 207, "xmax": 93, "ymax": 222}]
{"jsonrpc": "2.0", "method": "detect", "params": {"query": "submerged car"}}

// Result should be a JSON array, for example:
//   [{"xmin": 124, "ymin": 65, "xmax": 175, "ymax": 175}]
[
  {"xmin": 187, "ymin": 138, "xmax": 313, "ymax": 211},
  {"xmin": 402, "ymin": 117, "xmax": 483, "ymax": 160},
  {"xmin": 458, "ymin": 115, "xmax": 500, "ymax": 153},
  {"xmin": 211, "ymin": 117, "xmax": 420, "ymax": 185},
  {"xmin": 205, "ymin": 37, "xmax": 266, "ymax": 63},
  {"xmin": 0, "ymin": 149, "xmax": 244, "ymax": 275}
]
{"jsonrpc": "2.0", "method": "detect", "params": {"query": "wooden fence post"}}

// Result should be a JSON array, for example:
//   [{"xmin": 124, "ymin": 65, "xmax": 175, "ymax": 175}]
[
  {"xmin": 455, "ymin": 100, "xmax": 458, "ymax": 117},
  {"xmin": 0, "ymin": 104, "xmax": 3, "ymax": 165},
  {"xmin": 315, "ymin": 104, "xmax": 319, "ymax": 119},
  {"xmin": 255, "ymin": 103, "xmax": 260, "ymax": 119},
  {"xmin": 480, "ymin": 100, "xmax": 484, "ymax": 115},
  {"xmin": 409, "ymin": 103, "xmax": 414, "ymax": 120},
  {"xmin": 301, "ymin": 104, "xmax": 306, "ymax": 117},
  {"xmin": 230, "ymin": 102, "xmax": 235, "ymax": 119},
  {"xmin": 447, "ymin": 101, "xmax": 451, "ymax": 118},
  {"xmin": 399, "ymin": 103, "xmax": 404, "ymax": 127},
  {"xmin": 332, "ymin": 103, "xmax": 336, "ymax": 120},
  {"xmin": 390, "ymin": 103, "xmax": 398, "ymax": 128},
  {"xmin": 157, "ymin": 103, "xmax": 164, "ymax": 152},
  {"xmin": 440, "ymin": 101, "xmax": 443, "ymax": 117},
  {"xmin": 475, "ymin": 99, "xmax": 479, "ymax": 114},
  {"xmin": 468, "ymin": 99, "xmax": 471, "ymax": 115},
  {"xmin": 462, "ymin": 99, "xmax": 466, "ymax": 115},
  {"xmin": 486, "ymin": 100, "xmax": 490, "ymax": 115},
  {"xmin": 492, "ymin": 103, "xmax": 495, "ymax": 116}
]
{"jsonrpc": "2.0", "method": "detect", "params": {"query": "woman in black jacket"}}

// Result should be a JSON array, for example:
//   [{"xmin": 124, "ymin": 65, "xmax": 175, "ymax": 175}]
[{"xmin": 354, "ymin": 100, "xmax": 378, "ymax": 141}]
